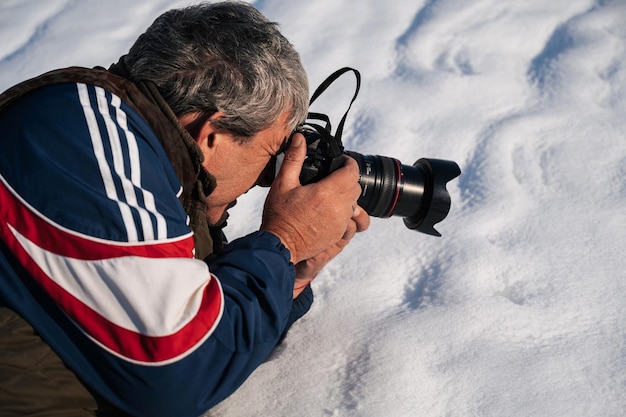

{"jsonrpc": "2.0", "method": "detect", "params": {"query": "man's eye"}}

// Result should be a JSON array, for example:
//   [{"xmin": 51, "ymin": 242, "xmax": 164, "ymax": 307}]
[{"xmin": 276, "ymin": 136, "xmax": 293, "ymax": 156}]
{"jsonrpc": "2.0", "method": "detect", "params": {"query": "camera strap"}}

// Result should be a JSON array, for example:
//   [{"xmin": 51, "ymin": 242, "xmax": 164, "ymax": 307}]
[
  {"xmin": 267, "ymin": 67, "xmax": 362, "ymax": 185},
  {"xmin": 307, "ymin": 67, "xmax": 361, "ymax": 146}
]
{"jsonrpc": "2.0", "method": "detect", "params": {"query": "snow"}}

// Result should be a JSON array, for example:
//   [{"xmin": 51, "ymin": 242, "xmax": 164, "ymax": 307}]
[{"xmin": 2, "ymin": 0, "xmax": 625, "ymax": 416}]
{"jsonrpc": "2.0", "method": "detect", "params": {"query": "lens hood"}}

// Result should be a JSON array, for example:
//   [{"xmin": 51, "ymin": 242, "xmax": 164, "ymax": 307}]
[{"xmin": 403, "ymin": 158, "xmax": 461, "ymax": 236}]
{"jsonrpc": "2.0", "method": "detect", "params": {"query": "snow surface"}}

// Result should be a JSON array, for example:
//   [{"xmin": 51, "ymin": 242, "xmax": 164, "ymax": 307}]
[{"xmin": 2, "ymin": 0, "xmax": 625, "ymax": 416}]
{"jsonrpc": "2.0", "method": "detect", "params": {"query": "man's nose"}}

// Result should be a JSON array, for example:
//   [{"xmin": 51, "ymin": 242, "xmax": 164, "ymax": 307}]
[{"xmin": 255, "ymin": 156, "xmax": 277, "ymax": 188}]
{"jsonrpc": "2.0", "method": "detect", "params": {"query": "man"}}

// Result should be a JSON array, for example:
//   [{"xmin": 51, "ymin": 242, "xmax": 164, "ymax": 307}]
[{"xmin": 0, "ymin": 2, "xmax": 369, "ymax": 416}]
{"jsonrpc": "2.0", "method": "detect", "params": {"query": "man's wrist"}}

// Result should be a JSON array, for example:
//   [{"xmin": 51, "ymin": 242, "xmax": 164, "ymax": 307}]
[{"xmin": 258, "ymin": 227, "xmax": 297, "ymax": 264}]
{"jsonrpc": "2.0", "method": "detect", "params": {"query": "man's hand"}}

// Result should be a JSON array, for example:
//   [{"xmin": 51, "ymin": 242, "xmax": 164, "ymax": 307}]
[
  {"xmin": 261, "ymin": 133, "xmax": 366, "ymax": 266},
  {"xmin": 292, "ymin": 205, "xmax": 370, "ymax": 297}
]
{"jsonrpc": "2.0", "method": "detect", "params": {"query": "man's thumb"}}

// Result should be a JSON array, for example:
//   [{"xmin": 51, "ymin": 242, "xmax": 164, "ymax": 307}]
[{"xmin": 275, "ymin": 133, "xmax": 306, "ymax": 185}]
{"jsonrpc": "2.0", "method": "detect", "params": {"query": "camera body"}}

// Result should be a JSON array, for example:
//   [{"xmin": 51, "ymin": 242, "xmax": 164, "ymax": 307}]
[
  {"xmin": 296, "ymin": 124, "xmax": 461, "ymax": 236},
  {"xmin": 297, "ymin": 124, "xmax": 345, "ymax": 185}
]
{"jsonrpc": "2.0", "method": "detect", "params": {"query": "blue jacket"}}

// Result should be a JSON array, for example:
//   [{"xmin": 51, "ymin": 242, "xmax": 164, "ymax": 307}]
[{"xmin": 0, "ymin": 79, "xmax": 312, "ymax": 416}]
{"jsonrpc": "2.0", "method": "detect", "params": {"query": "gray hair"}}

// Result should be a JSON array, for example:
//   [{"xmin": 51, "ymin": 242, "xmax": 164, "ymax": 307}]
[{"xmin": 124, "ymin": 1, "xmax": 309, "ymax": 140}]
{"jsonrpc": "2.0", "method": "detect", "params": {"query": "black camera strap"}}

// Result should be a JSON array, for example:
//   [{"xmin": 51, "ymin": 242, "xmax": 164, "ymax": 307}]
[
  {"xmin": 267, "ymin": 67, "xmax": 362, "ymax": 185},
  {"xmin": 307, "ymin": 67, "xmax": 361, "ymax": 146}
]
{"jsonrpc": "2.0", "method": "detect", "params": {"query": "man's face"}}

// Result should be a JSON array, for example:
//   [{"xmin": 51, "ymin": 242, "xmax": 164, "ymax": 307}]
[{"xmin": 201, "ymin": 112, "xmax": 292, "ymax": 226}]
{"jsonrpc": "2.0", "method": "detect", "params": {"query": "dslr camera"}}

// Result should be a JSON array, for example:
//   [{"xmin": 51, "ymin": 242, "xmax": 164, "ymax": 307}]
[{"xmin": 283, "ymin": 68, "xmax": 461, "ymax": 236}]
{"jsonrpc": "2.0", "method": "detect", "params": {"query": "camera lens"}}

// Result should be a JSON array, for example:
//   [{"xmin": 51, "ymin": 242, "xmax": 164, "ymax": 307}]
[
  {"xmin": 291, "ymin": 124, "xmax": 460, "ymax": 236},
  {"xmin": 346, "ymin": 151, "xmax": 424, "ymax": 218},
  {"xmin": 345, "ymin": 151, "xmax": 461, "ymax": 236}
]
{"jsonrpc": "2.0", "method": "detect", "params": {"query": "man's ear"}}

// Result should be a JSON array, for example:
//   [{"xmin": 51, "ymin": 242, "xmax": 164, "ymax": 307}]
[{"xmin": 179, "ymin": 112, "xmax": 226, "ymax": 152}]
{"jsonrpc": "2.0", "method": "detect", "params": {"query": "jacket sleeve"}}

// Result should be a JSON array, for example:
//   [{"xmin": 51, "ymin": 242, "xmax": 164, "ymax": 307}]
[{"xmin": 0, "ymin": 82, "xmax": 304, "ymax": 416}]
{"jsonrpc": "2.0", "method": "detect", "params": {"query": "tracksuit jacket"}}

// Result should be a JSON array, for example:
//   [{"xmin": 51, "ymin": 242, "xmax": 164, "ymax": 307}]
[{"xmin": 0, "ymin": 66, "xmax": 313, "ymax": 416}]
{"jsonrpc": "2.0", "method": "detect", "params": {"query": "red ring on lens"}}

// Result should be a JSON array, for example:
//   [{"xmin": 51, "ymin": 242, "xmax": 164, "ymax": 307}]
[{"xmin": 383, "ymin": 158, "xmax": 403, "ymax": 217}]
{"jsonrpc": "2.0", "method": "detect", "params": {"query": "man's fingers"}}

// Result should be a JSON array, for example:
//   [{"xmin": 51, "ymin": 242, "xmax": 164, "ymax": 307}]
[
  {"xmin": 274, "ymin": 133, "xmax": 306, "ymax": 187},
  {"xmin": 317, "ymin": 155, "xmax": 360, "ymax": 192},
  {"xmin": 341, "ymin": 219, "xmax": 357, "ymax": 242},
  {"xmin": 352, "ymin": 205, "xmax": 370, "ymax": 232}
]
